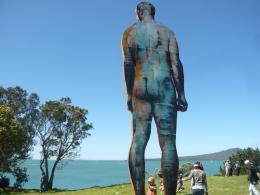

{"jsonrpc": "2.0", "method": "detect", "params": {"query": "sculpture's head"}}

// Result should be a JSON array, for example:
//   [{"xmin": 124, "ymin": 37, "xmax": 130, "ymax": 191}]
[{"xmin": 135, "ymin": 2, "xmax": 155, "ymax": 21}]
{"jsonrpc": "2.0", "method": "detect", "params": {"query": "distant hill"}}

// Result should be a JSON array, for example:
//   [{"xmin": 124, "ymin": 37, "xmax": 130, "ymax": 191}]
[
  {"xmin": 148, "ymin": 148, "xmax": 241, "ymax": 161},
  {"xmin": 179, "ymin": 148, "xmax": 241, "ymax": 160}
]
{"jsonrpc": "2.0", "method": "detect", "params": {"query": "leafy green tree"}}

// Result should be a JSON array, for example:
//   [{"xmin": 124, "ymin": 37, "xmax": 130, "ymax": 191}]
[
  {"xmin": 0, "ymin": 105, "xmax": 23, "ymax": 169},
  {"xmin": 35, "ymin": 97, "xmax": 93, "ymax": 190},
  {"xmin": 0, "ymin": 86, "xmax": 39, "ymax": 187},
  {"xmin": 178, "ymin": 162, "xmax": 193, "ymax": 176}
]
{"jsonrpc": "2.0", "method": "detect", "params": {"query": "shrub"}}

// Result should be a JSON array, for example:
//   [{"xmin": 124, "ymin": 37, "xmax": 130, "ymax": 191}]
[
  {"xmin": 0, "ymin": 176, "xmax": 10, "ymax": 188},
  {"xmin": 13, "ymin": 167, "xmax": 28, "ymax": 188}
]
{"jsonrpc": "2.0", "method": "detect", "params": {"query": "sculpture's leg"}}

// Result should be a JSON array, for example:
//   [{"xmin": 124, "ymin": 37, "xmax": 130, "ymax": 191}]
[
  {"xmin": 153, "ymin": 103, "xmax": 178, "ymax": 195},
  {"xmin": 128, "ymin": 98, "xmax": 152, "ymax": 195}
]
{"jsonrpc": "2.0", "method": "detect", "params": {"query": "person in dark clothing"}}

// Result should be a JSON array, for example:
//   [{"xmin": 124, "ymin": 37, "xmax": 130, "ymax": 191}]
[
  {"xmin": 176, "ymin": 174, "xmax": 184, "ymax": 192},
  {"xmin": 40, "ymin": 172, "xmax": 46, "ymax": 193},
  {"xmin": 229, "ymin": 165, "xmax": 233, "ymax": 176},
  {"xmin": 235, "ymin": 161, "xmax": 241, "ymax": 176},
  {"xmin": 244, "ymin": 160, "xmax": 260, "ymax": 195}
]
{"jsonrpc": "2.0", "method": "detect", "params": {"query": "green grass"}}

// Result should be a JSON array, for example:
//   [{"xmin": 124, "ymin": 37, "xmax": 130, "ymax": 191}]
[{"xmin": 1, "ymin": 175, "xmax": 260, "ymax": 195}]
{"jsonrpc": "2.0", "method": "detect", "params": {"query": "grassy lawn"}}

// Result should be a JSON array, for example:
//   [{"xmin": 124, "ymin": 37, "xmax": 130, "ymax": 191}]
[{"xmin": 1, "ymin": 175, "xmax": 259, "ymax": 195}]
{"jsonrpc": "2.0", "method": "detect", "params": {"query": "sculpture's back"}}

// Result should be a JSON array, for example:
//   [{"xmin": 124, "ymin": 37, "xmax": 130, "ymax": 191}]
[{"xmin": 122, "ymin": 2, "xmax": 188, "ymax": 195}]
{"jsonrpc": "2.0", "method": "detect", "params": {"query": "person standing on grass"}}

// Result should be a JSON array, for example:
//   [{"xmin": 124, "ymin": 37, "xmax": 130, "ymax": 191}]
[
  {"xmin": 147, "ymin": 176, "xmax": 157, "ymax": 195},
  {"xmin": 40, "ymin": 172, "xmax": 46, "ymax": 193},
  {"xmin": 244, "ymin": 160, "xmax": 260, "ymax": 195},
  {"xmin": 224, "ymin": 160, "xmax": 231, "ymax": 176},
  {"xmin": 235, "ymin": 161, "xmax": 241, "ymax": 176},
  {"xmin": 176, "ymin": 174, "xmax": 184, "ymax": 192},
  {"xmin": 183, "ymin": 162, "xmax": 208, "ymax": 195},
  {"xmin": 229, "ymin": 163, "xmax": 233, "ymax": 176}
]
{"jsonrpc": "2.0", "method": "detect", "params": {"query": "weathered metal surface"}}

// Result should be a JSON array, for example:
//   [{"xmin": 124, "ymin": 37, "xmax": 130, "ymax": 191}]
[{"xmin": 122, "ymin": 2, "xmax": 188, "ymax": 195}]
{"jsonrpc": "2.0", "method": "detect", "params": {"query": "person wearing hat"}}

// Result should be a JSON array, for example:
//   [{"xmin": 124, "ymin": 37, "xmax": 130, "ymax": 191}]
[
  {"xmin": 224, "ymin": 160, "xmax": 231, "ymax": 176},
  {"xmin": 244, "ymin": 160, "xmax": 260, "ymax": 195},
  {"xmin": 182, "ymin": 162, "xmax": 208, "ymax": 195},
  {"xmin": 147, "ymin": 176, "xmax": 157, "ymax": 195}
]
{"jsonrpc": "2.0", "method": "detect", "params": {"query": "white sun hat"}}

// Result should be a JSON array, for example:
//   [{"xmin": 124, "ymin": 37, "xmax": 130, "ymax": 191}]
[{"xmin": 244, "ymin": 159, "xmax": 250, "ymax": 165}]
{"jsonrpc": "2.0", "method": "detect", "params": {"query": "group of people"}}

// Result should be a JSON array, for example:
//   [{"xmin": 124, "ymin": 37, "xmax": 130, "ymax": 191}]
[
  {"xmin": 224, "ymin": 160, "xmax": 241, "ymax": 176},
  {"xmin": 147, "ymin": 159, "xmax": 260, "ymax": 195},
  {"xmin": 147, "ymin": 161, "xmax": 208, "ymax": 195}
]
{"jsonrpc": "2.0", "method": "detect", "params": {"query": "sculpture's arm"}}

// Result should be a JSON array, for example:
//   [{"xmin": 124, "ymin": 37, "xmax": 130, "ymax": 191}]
[
  {"xmin": 169, "ymin": 32, "xmax": 188, "ymax": 112},
  {"xmin": 122, "ymin": 28, "xmax": 135, "ymax": 112}
]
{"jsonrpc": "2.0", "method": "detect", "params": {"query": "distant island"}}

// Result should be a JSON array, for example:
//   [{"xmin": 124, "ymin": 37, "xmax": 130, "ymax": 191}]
[{"xmin": 147, "ymin": 148, "xmax": 241, "ymax": 161}]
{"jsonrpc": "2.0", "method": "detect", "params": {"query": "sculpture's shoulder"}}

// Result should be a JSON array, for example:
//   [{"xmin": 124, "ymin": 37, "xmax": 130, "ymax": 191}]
[
  {"xmin": 122, "ymin": 23, "xmax": 137, "ymax": 39},
  {"xmin": 122, "ymin": 23, "xmax": 137, "ymax": 49},
  {"xmin": 155, "ymin": 21, "xmax": 175, "ymax": 38}
]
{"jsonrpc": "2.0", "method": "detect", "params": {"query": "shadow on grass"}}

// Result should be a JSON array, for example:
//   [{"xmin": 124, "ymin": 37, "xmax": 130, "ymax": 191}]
[
  {"xmin": 1, "ymin": 187, "xmax": 39, "ymax": 194},
  {"xmin": 0, "ymin": 187, "xmax": 73, "ymax": 194},
  {"xmin": 0, "ymin": 183, "xmax": 132, "ymax": 194}
]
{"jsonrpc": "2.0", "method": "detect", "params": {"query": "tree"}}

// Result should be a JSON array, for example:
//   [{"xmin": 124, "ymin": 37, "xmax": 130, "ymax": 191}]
[
  {"xmin": 0, "ymin": 86, "xmax": 39, "ymax": 187},
  {"xmin": 0, "ymin": 105, "xmax": 24, "ymax": 171},
  {"xmin": 178, "ymin": 162, "xmax": 193, "ymax": 176},
  {"xmin": 35, "ymin": 97, "xmax": 93, "ymax": 190}
]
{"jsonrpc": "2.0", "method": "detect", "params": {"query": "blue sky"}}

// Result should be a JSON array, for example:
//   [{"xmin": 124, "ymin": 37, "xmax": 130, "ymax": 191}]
[{"xmin": 0, "ymin": 0, "xmax": 259, "ymax": 160}]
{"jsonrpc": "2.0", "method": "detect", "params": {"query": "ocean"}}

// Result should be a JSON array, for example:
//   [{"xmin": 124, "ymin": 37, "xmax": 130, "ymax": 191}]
[{"xmin": 9, "ymin": 160, "xmax": 223, "ymax": 190}]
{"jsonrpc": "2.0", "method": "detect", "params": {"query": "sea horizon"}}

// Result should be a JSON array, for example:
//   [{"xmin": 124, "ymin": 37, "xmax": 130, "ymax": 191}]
[{"xmin": 8, "ymin": 159, "xmax": 224, "ymax": 190}]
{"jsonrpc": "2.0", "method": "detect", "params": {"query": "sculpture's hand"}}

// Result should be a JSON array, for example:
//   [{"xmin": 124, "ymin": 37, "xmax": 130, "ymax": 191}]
[
  {"xmin": 127, "ymin": 96, "xmax": 133, "ymax": 112},
  {"xmin": 177, "ymin": 94, "xmax": 188, "ymax": 112}
]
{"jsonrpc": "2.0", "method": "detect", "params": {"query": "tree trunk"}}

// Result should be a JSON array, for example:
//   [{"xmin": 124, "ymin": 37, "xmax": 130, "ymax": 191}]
[
  {"xmin": 47, "ymin": 158, "xmax": 60, "ymax": 190},
  {"xmin": 40, "ymin": 158, "xmax": 44, "ymax": 173},
  {"xmin": 47, "ymin": 179, "xmax": 53, "ymax": 190},
  {"xmin": 43, "ymin": 156, "xmax": 49, "ymax": 190}
]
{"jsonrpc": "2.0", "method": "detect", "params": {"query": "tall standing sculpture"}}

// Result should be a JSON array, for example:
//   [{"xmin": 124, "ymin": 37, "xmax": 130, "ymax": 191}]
[{"xmin": 122, "ymin": 2, "xmax": 188, "ymax": 195}]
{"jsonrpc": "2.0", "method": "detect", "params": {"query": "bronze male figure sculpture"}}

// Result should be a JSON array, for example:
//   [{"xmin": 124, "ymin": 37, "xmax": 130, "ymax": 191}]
[{"xmin": 122, "ymin": 2, "xmax": 188, "ymax": 195}]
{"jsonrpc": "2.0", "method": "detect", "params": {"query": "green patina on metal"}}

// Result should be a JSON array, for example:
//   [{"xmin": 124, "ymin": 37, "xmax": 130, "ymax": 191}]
[{"xmin": 122, "ymin": 2, "xmax": 188, "ymax": 195}]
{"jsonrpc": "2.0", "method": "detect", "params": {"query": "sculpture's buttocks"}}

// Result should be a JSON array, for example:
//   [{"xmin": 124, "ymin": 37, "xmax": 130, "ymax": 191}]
[{"xmin": 132, "ymin": 21, "xmax": 176, "ymax": 101}]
